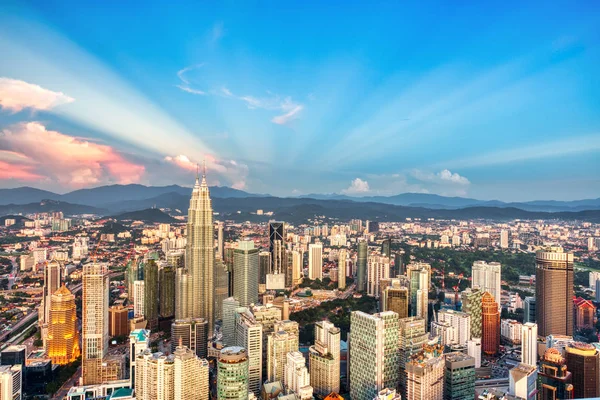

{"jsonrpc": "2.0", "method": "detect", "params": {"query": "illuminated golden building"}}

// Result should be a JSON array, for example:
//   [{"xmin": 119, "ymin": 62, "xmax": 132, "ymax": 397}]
[
  {"xmin": 481, "ymin": 292, "xmax": 500, "ymax": 355},
  {"xmin": 47, "ymin": 285, "xmax": 80, "ymax": 365}
]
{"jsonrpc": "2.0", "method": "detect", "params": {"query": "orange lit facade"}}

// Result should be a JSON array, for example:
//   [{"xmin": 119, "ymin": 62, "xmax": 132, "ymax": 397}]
[
  {"xmin": 47, "ymin": 285, "xmax": 80, "ymax": 365},
  {"xmin": 481, "ymin": 292, "xmax": 500, "ymax": 355},
  {"xmin": 573, "ymin": 297, "xmax": 596, "ymax": 330}
]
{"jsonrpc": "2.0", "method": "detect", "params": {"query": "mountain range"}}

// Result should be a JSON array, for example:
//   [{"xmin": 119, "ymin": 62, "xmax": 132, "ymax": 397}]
[{"xmin": 0, "ymin": 185, "xmax": 599, "ymax": 223}]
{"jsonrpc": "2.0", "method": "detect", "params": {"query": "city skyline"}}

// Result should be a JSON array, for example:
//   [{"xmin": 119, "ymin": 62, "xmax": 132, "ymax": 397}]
[{"xmin": 0, "ymin": 1, "xmax": 599, "ymax": 201}]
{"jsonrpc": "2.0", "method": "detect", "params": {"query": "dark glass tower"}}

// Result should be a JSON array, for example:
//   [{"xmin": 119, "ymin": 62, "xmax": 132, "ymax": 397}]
[{"xmin": 357, "ymin": 241, "xmax": 367, "ymax": 292}]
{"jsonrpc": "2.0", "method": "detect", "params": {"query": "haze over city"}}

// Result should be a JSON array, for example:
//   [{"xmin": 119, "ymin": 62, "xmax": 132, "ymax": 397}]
[{"xmin": 1, "ymin": 1, "xmax": 599, "ymax": 201}]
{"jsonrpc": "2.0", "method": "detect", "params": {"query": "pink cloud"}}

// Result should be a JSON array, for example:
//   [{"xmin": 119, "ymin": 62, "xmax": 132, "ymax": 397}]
[
  {"xmin": 0, "ymin": 160, "xmax": 43, "ymax": 181},
  {"xmin": 0, "ymin": 122, "xmax": 144, "ymax": 187},
  {"xmin": 0, "ymin": 78, "xmax": 74, "ymax": 113},
  {"xmin": 165, "ymin": 153, "xmax": 249, "ymax": 189}
]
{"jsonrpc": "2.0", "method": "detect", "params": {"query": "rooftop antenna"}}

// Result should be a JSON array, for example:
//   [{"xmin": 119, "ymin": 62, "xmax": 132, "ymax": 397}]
[{"xmin": 203, "ymin": 159, "xmax": 207, "ymax": 178}]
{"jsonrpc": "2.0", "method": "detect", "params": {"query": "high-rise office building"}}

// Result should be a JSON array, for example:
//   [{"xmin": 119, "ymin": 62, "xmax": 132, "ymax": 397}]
[
  {"xmin": 535, "ymin": 247, "xmax": 573, "ymax": 338},
  {"xmin": 217, "ymin": 347, "xmax": 249, "ymax": 400},
  {"xmin": 349, "ymin": 311, "xmax": 399, "ymax": 400},
  {"xmin": 407, "ymin": 262, "xmax": 431, "ymax": 325},
  {"xmin": 538, "ymin": 348, "xmax": 573, "ymax": 399},
  {"xmin": 144, "ymin": 259, "xmax": 159, "ymax": 330},
  {"xmin": 233, "ymin": 240, "xmax": 259, "ymax": 307},
  {"xmin": 508, "ymin": 363, "xmax": 537, "ymax": 400},
  {"xmin": 357, "ymin": 241, "xmax": 368, "ymax": 292},
  {"xmin": 269, "ymin": 221, "xmax": 285, "ymax": 272},
  {"xmin": 135, "ymin": 351, "xmax": 174, "ymax": 400},
  {"xmin": 82, "ymin": 262, "xmax": 109, "ymax": 385},
  {"xmin": 133, "ymin": 280, "xmax": 145, "ymax": 317},
  {"xmin": 309, "ymin": 321, "xmax": 340, "ymax": 396},
  {"xmin": 481, "ymin": 292, "xmax": 500, "ymax": 355},
  {"xmin": 308, "ymin": 243, "xmax": 323, "ymax": 280},
  {"xmin": 222, "ymin": 297, "xmax": 241, "ymax": 347},
  {"xmin": 217, "ymin": 221, "xmax": 224, "ymax": 260},
  {"xmin": 47, "ymin": 285, "xmax": 80, "ymax": 365},
  {"xmin": 382, "ymin": 280, "xmax": 409, "ymax": 319},
  {"xmin": 398, "ymin": 316, "xmax": 429, "ymax": 397},
  {"xmin": 523, "ymin": 296, "xmax": 536, "ymax": 324},
  {"xmin": 259, "ymin": 251, "xmax": 271, "ymax": 287},
  {"xmin": 292, "ymin": 250, "xmax": 303, "ymax": 286},
  {"xmin": 500, "ymin": 230, "xmax": 509, "ymax": 249},
  {"xmin": 109, "ymin": 305, "xmax": 129, "ymax": 338},
  {"xmin": 173, "ymin": 345, "xmax": 210, "ymax": 400},
  {"xmin": 394, "ymin": 252, "xmax": 405, "ymax": 276},
  {"xmin": 267, "ymin": 321, "xmax": 299, "ymax": 383},
  {"xmin": 284, "ymin": 351, "xmax": 313, "ymax": 400},
  {"xmin": 467, "ymin": 338, "xmax": 481, "ymax": 368},
  {"xmin": 368, "ymin": 255, "xmax": 390, "ymax": 297},
  {"xmin": 434, "ymin": 309, "xmax": 471, "ymax": 346},
  {"xmin": 521, "ymin": 323, "xmax": 537, "ymax": 367},
  {"xmin": 0, "ymin": 365, "xmax": 22, "ymax": 400},
  {"xmin": 175, "ymin": 267, "xmax": 191, "ymax": 320},
  {"xmin": 41, "ymin": 259, "xmax": 62, "ymax": 326},
  {"xmin": 129, "ymin": 329, "xmax": 150, "ymax": 388},
  {"xmin": 234, "ymin": 308, "xmax": 263, "ymax": 396},
  {"xmin": 170, "ymin": 318, "xmax": 208, "ymax": 359},
  {"xmin": 213, "ymin": 258, "xmax": 230, "ymax": 321},
  {"xmin": 182, "ymin": 170, "xmax": 215, "ymax": 332},
  {"xmin": 405, "ymin": 344, "xmax": 445, "ymax": 400},
  {"xmin": 338, "ymin": 249, "xmax": 347, "ymax": 289},
  {"xmin": 471, "ymin": 261, "xmax": 501, "ymax": 306},
  {"xmin": 565, "ymin": 342, "xmax": 599, "ymax": 399},
  {"xmin": 444, "ymin": 352, "xmax": 475, "ymax": 400},
  {"xmin": 159, "ymin": 266, "xmax": 176, "ymax": 319},
  {"xmin": 461, "ymin": 287, "xmax": 483, "ymax": 338},
  {"xmin": 381, "ymin": 238, "xmax": 391, "ymax": 258}
]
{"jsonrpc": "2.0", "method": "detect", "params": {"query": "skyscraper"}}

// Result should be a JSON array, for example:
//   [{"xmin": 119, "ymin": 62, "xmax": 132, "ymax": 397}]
[
  {"xmin": 461, "ymin": 287, "xmax": 483, "ymax": 338},
  {"xmin": 292, "ymin": 250, "xmax": 304, "ymax": 286},
  {"xmin": 381, "ymin": 238, "xmax": 391, "ymax": 258},
  {"xmin": 234, "ymin": 308, "xmax": 263, "ymax": 396},
  {"xmin": 213, "ymin": 258, "xmax": 230, "ymax": 321},
  {"xmin": 217, "ymin": 347, "xmax": 249, "ymax": 400},
  {"xmin": 308, "ymin": 243, "xmax": 323, "ymax": 280},
  {"xmin": 159, "ymin": 266, "xmax": 176, "ymax": 319},
  {"xmin": 523, "ymin": 296, "xmax": 536, "ymax": 324},
  {"xmin": 40, "ymin": 259, "xmax": 62, "ymax": 349},
  {"xmin": 565, "ymin": 342, "xmax": 600, "ymax": 399},
  {"xmin": 538, "ymin": 348, "xmax": 573, "ymax": 399},
  {"xmin": 398, "ymin": 316, "xmax": 429, "ymax": 397},
  {"xmin": 233, "ymin": 240, "xmax": 259, "ymax": 307},
  {"xmin": 382, "ymin": 281, "xmax": 409, "ymax": 319},
  {"xmin": 535, "ymin": 247, "xmax": 573, "ymax": 337},
  {"xmin": 338, "ymin": 249, "xmax": 347, "ymax": 289},
  {"xmin": 267, "ymin": 321, "xmax": 299, "ymax": 383},
  {"xmin": 217, "ymin": 221, "xmax": 224, "ymax": 260},
  {"xmin": 405, "ymin": 344, "xmax": 445, "ymax": 400},
  {"xmin": 309, "ymin": 321, "xmax": 340, "ymax": 396},
  {"xmin": 349, "ymin": 311, "xmax": 400, "ymax": 400},
  {"xmin": 357, "ymin": 241, "xmax": 367, "ymax": 292},
  {"xmin": 444, "ymin": 352, "xmax": 475, "ymax": 400},
  {"xmin": 368, "ymin": 255, "xmax": 390, "ymax": 297},
  {"xmin": 222, "ymin": 297, "xmax": 241, "ymax": 347},
  {"xmin": 435, "ymin": 309, "xmax": 471, "ymax": 346},
  {"xmin": 394, "ymin": 252, "xmax": 405, "ymax": 276},
  {"xmin": 471, "ymin": 261, "xmax": 501, "ymax": 306},
  {"xmin": 173, "ymin": 345, "xmax": 210, "ymax": 400},
  {"xmin": 135, "ymin": 351, "xmax": 175, "ymax": 400},
  {"xmin": 481, "ymin": 292, "xmax": 500, "ymax": 355},
  {"xmin": 170, "ymin": 318, "xmax": 208, "ymax": 359},
  {"xmin": 0, "ymin": 365, "xmax": 22, "ymax": 400},
  {"xmin": 284, "ymin": 352, "xmax": 313, "ymax": 400},
  {"xmin": 144, "ymin": 259, "xmax": 159, "ymax": 330},
  {"xmin": 133, "ymin": 280, "xmax": 145, "ymax": 317},
  {"xmin": 183, "ymin": 169, "xmax": 215, "ymax": 332},
  {"xmin": 500, "ymin": 230, "xmax": 509, "ymax": 249},
  {"xmin": 259, "ymin": 251, "xmax": 271, "ymax": 287},
  {"xmin": 407, "ymin": 262, "xmax": 431, "ymax": 325},
  {"xmin": 82, "ymin": 262, "xmax": 109, "ymax": 385},
  {"xmin": 269, "ymin": 221, "xmax": 285, "ymax": 273},
  {"xmin": 47, "ymin": 285, "xmax": 80, "ymax": 365},
  {"xmin": 521, "ymin": 322, "xmax": 537, "ymax": 367}
]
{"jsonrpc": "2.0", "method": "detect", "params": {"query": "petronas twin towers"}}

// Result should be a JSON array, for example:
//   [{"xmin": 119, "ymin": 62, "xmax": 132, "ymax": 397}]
[{"xmin": 176, "ymin": 170, "xmax": 215, "ymax": 333}]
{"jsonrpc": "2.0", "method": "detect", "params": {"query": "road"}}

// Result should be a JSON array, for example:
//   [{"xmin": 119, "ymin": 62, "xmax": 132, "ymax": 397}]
[{"xmin": 52, "ymin": 366, "xmax": 81, "ymax": 400}]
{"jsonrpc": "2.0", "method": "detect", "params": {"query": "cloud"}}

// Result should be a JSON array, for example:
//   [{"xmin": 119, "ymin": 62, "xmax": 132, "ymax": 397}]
[
  {"xmin": 175, "ymin": 64, "xmax": 304, "ymax": 124},
  {"xmin": 0, "ymin": 122, "xmax": 144, "ymax": 187},
  {"xmin": 165, "ymin": 153, "xmax": 249, "ymax": 190},
  {"xmin": 342, "ymin": 178, "xmax": 370, "ymax": 194},
  {"xmin": 272, "ymin": 105, "xmax": 303, "ymax": 125},
  {"xmin": 412, "ymin": 169, "xmax": 470, "ymax": 186},
  {"xmin": 0, "ymin": 78, "xmax": 74, "ymax": 113}
]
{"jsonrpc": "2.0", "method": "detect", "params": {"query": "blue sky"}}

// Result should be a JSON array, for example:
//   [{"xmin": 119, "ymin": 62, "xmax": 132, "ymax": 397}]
[{"xmin": 0, "ymin": 1, "xmax": 599, "ymax": 201}]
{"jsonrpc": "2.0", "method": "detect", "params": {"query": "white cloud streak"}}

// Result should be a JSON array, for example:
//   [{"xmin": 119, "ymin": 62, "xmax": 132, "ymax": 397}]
[{"xmin": 0, "ymin": 78, "xmax": 74, "ymax": 112}]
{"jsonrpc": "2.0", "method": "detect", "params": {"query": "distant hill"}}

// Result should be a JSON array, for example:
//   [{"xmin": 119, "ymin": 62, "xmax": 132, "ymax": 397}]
[
  {"xmin": 0, "ymin": 200, "xmax": 105, "ymax": 216},
  {"xmin": 112, "ymin": 208, "xmax": 178, "ymax": 223},
  {"xmin": 0, "ymin": 184, "xmax": 261, "ymax": 207}
]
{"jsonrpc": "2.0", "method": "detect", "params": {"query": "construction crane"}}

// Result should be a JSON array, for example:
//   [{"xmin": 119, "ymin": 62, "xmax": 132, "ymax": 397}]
[{"xmin": 453, "ymin": 273, "xmax": 464, "ymax": 306}]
